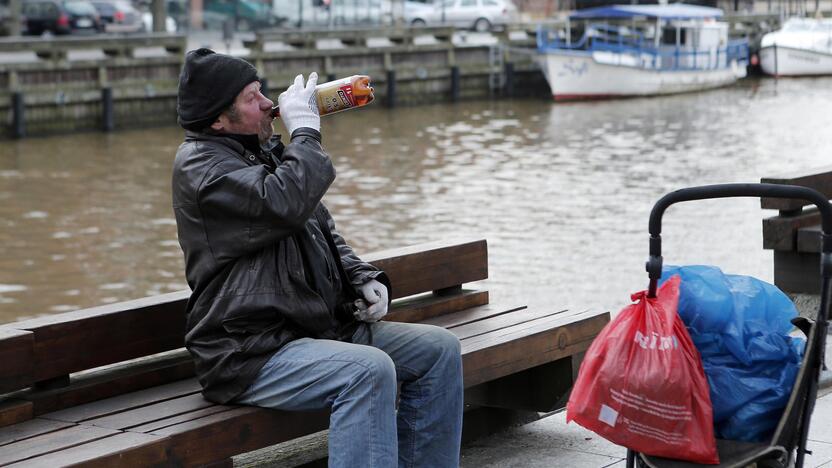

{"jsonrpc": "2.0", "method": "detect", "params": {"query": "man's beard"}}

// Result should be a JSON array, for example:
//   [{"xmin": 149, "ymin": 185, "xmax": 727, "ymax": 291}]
[{"xmin": 258, "ymin": 117, "xmax": 274, "ymax": 144}]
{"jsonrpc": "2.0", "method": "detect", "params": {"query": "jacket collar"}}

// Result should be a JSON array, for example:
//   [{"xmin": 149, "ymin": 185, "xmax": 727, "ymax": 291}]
[{"xmin": 184, "ymin": 130, "xmax": 284, "ymax": 166}]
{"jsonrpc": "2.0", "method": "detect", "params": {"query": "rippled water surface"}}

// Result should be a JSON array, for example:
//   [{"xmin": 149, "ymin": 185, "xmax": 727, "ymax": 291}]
[{"xmin": 2, "ymin": 77, "xmax": 832, "ymax": 323}]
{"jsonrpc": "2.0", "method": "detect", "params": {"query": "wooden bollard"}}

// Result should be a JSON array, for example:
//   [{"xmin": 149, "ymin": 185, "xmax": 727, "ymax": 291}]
[
  {"xmin": 450, "ymin": 66, "xmax": 460, "ymax": 102},
  {"xmin": 386, "ymin": 69, "xmax": 396, "ymax": 108},
  {"xmin": 101, "ymin": 87, "xmax": 114, "ymax": 132},
  {"xmin": 12, "ymin": 92, "xmax": 25, "ymax": 139},
  {"xmin": 503, "ymin": 62, "xmax": 515, "ymax": 97}
]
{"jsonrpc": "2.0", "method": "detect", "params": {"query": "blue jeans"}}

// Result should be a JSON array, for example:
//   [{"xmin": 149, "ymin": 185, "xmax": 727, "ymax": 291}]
[{"xmin": 233, "ymin": 321, "xmax": 464, "ymax": 468}]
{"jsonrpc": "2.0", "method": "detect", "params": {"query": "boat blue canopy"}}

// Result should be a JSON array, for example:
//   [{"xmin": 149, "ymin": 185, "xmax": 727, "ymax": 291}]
[{"xmin": 569, "ymin": 4, "xmax": 724, "ymax": 20}]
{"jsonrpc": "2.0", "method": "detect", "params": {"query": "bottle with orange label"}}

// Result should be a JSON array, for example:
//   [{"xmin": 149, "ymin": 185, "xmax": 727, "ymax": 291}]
[{"xmin": 271, "ymin": 75, "xmax": 374, "ymax": 118}]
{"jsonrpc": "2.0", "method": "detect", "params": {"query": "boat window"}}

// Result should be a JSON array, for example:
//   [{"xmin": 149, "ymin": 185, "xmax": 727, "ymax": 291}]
[{"xmin": 661, "ymin": 27, "xmax": 685, "ymax": 45}]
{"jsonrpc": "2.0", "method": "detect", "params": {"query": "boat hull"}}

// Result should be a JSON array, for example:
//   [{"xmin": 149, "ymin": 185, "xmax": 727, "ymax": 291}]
[
  {"xmin": 759, "ymin": 45, "xmax": 832, "ymax": 76},
  {"xmin": 539, "ymin": 51, "xmax": 746, "ymax": 101}
]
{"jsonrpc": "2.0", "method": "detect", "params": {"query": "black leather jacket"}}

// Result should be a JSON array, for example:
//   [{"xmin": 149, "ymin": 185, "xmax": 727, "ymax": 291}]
[{"xmin": 172, "ymin": 128, "xmax": 386, "ymax": 403}]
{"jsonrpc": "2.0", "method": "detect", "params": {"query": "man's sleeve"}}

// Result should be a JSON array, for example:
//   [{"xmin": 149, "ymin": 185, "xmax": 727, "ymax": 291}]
[
  {"xmin": 319, "ymin": 204, "xmax": 392, "ymax": 298},
  {"xmin": 198, "ymin": 136, "xmax": 335, "ymax": 262}
]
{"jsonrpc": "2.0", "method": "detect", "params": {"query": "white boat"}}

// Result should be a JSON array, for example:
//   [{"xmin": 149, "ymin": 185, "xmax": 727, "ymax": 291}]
[
  {"xmin": 536, "ymin": 4, "xmax": 749, "ymax": 101},
  {"xmin": 759, "ymin": 17, "xmax": 832, "ymax": 76}
]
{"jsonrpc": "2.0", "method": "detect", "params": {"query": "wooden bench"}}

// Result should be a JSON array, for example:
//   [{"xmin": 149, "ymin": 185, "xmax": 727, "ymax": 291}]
[
  {"xmin": 761, "ymin": 167, "xmax": 832, "ymax": 295},
  {"xmin": 0, "ymin": 238, "xmax": 609, "ymax": 467}
]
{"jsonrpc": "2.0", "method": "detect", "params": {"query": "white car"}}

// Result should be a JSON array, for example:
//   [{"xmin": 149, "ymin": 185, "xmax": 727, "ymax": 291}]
[
  {"xmin": 140, "ymin": 12, "xmax": 177, "ymax": 32},
  {"xmin": 404, "ymin": 0, "xmax": 517, "ymax": 32}
]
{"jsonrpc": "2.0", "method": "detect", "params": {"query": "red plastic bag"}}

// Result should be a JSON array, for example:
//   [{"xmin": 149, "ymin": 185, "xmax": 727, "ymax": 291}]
[{"xmin": 566, "ymin": 275, "xmax": 719, "ymax": 464}]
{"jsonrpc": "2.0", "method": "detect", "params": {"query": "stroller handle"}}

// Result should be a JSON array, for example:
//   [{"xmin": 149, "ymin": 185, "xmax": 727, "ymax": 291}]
[{"xmin": 646, "ymin": 183, "xmax": 832, "ymax": 297}]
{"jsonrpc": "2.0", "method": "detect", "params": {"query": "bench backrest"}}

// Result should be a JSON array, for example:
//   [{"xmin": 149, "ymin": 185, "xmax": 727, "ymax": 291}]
[
  {"xmin": 761, "ymin": 165, "xmax": 832, "ymax": 213},
  {"xmin": 0, "ymin": 238, "xmax": 487, "ymax": 395}
]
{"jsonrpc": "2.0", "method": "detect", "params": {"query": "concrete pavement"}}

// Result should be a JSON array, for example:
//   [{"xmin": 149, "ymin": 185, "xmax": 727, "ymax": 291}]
[
  {"xmin": 460, "ymin": 390, "xmax": 832, "ymax": 468},
  {"xmin": 459, "ymin": 336, "xmax": 832, "ymax": 468}
]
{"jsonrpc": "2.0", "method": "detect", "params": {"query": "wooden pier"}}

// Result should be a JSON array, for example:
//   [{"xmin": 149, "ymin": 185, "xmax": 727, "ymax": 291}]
[{"xmin": 0, "ymin": 26, "xmax": 546, "ymax": 139}]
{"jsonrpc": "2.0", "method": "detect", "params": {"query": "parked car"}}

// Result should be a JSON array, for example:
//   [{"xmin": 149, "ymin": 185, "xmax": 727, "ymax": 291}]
[
  {"xmin": 202, "ymin": 0, "xmax": 281, "ymax": 31},
  {"xmin": 272, "ymin": 0, "xmax": 392, "ymax": 28},
  {"xmin": 405, "ymin": 0, "xmax": 517, "ymax": 32},
  {"xmin": 140, "ymin": 10, "xmax": 176, "ymax": 31},
  {"xmin": 22, "ymin": 0, "xmax": 103, "ymax": 35},
  {"xmin": 90, "ymin": 0, "xmax": 142, "ymax": 32}
]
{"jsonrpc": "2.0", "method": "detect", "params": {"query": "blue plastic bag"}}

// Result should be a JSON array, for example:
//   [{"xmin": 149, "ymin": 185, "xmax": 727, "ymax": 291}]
[{"xmin": 659, "ymin": 265, "xmax": 805, "ymax": 442}]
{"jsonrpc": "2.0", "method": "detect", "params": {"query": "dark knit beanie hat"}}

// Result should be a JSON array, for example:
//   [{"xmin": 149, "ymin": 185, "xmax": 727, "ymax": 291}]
[{"xmin": 177, "ymin": 48, "xmax": 259, "ymax": 131}]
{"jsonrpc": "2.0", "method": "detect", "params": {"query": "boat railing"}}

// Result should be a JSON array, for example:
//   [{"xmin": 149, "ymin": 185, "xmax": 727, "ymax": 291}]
[{"xmin": 538, "ymin": 25, "xmax": 749, "ymax": 72}]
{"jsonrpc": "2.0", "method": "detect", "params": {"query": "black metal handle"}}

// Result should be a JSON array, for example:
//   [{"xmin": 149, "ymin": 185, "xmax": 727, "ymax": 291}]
[{"xmin": 646, "ymin": 183, "xmax": 832, "ymax": 297}]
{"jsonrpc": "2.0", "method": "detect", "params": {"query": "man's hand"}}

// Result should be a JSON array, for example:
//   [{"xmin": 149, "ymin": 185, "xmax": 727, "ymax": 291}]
[
  {"xmin": 278, "ymin": 73, "xmax": 320, "ymax": 136},
  {"xmin": 353, "ymin": 279, "xmax": 389, "ymax": 323}
]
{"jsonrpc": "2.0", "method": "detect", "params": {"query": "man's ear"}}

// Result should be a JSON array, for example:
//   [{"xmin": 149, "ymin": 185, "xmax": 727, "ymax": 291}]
[{"xmin": 210, "ymin": 114, "xmax": 226, "ymax": 132}]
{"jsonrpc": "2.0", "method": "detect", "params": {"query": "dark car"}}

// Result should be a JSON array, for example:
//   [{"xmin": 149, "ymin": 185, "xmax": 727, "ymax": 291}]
[
  {"xmin": 22, "ymin": 0, "xmax": 103, "ymax": 35},
  {"xmin": 90, "ymin": 0, "xmax": 142, "ymax": 32}
]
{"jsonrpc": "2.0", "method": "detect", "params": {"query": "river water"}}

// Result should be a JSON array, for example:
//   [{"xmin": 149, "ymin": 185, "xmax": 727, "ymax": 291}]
[{"xmin": 2, "ymin": 77, "xmax": 831, "ymax": 324}]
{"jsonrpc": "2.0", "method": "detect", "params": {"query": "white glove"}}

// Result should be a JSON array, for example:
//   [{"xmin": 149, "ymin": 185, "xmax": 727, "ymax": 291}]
[
  {"xmin": 353, "ymin": 279, "xmax": 389, "ymax": 323},
  {"xmin": 278, "ymin": 73, "xmax": 320, "ymax": 135}
]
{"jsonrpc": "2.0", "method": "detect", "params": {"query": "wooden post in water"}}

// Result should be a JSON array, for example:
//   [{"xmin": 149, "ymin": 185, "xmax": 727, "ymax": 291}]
[
  {"xmin": 102, "ymin": 87, "xmax": 114, "ymax": 132},
  {"xmin": 450, "ymin": 65, "xmax": 460, "ymax": 101},
  {"xmin": 504, "ymin": 62, "xmax": 515, "ymax": 97},
  {"xmin": 386, "ymin": 69, "xmax": 397, "ymax": 108},
  {"xmin": 11, "ymin": 92, "xmax": 25, "ymax": 139}
]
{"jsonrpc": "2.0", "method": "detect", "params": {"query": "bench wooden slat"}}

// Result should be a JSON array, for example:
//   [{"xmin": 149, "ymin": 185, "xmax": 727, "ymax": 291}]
[
  {"xmin": 83, "ymin": 393, "xmax": 214, "ymax": 431},
  {"xmin": 128, "ymin": 404, "xmax": 234, "ymax": 434},
  {"xmin": 761, "ymin": 166, "xmax": 832, "ymax": 211},
  {"xmin": 5, "ymin": 431, "xmax": 169, "ymax": 468},
  {"xmin": 0, "ymin": 349, "xmax": 194, "ymax": 426},
  {"xmin": 42, "ymin": 379, "xmax": 202, "ymax": 424},
  {"xmin": 0, "ymin": 418, "xmax": 74, "ymax": 447},
  {"xmin": 9, "ymin": 291, "xmax": 189, "ymax": 383},
  {"xmin": 422, "ymin": 303, "xmax": 526, "ymax": 329},
  {"xmin": 0, "ymin": 400, "xmax": 32, "ymax": 428},
  {"xmin": 365, "ymin": 238, "xmax": 488, "ymax": 299},
  {"xmin": 84, "ymin": 393, "xmax": 215, "ymax": 430},
  {"xmin": 447, "ymin": 307, "xmax": 569, "ymax": 340},
  {"xmin": 460, "ymin": 309, "xmax": 609, "ymax": 388},
  {"xmin": 460, "ymin": 308, "xmax": 603, "ymax": 352},
  {"xmin": 0, "ymin": 328, "xmax": 34, "ymax": 393},
  {"xmin": 0, "ymin": 425, "xmax": 120, "ymax": 465},
  {"xmin": 387, "ymin": 289, "xmax": 489, "ymax": 323},
  {"xmin": 149, "ymin": 406, "xmax": 330, "ymax": 467}
]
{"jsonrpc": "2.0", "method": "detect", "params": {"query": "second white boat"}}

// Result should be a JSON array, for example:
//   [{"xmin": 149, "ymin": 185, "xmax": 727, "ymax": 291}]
[{"xmin": 760, "ymin": 17, "xmax": 832, "ymax": 76}]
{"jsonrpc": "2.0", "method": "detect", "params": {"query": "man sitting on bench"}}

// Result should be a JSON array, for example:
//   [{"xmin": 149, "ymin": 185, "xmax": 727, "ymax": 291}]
[{"xmin": 171, "ymin": 49, "xmax": 463, "ymax": 467}]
